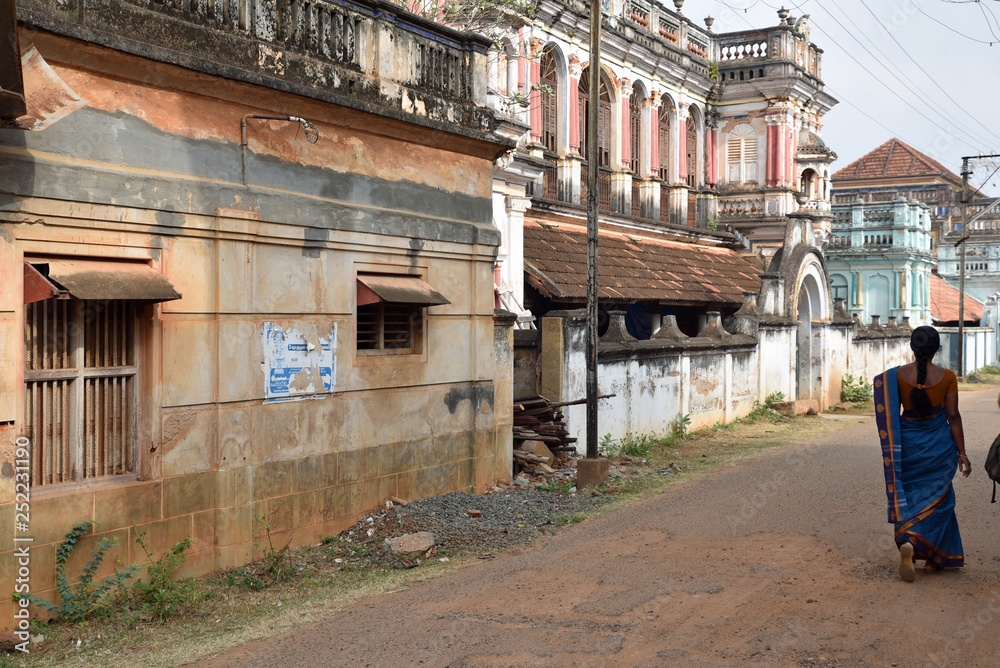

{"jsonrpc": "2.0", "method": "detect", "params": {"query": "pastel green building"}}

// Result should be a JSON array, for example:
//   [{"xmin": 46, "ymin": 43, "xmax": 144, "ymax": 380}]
[{"xmin": 824, "ymin": 197, "xmax": 933, "ymax": 326}]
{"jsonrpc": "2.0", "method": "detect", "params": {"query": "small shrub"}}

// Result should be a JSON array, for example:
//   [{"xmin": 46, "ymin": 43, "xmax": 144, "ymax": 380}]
[
  {"xmin": 132, "ymin": 529, "xmax": 195, "ymax": 621},
  {"xmin": 763, "ymin": 391, "xmax": 786, "ymax": 409},
  {"xmin": 16, "ymin": 521, "xmax": 138, "ymax": 622},
  {"xmin": 967, "ymin": 364, "xmax": 1000, "ymax": 383},
  {"xmin": 670, "ymin": 413, "xmax": 692, "ymax": 441},
  {"xmin": 841, "ymin": 374, "xmax": 873, "ymax": 403},
  {"xmin": 619, "ymin": 432, "xmax": 655, "ymax": 458},
  {"xmin": 256, "ymin": 515, "xmax": 295, "ymax": 585},
  {"xmin": 537, "ymin": 479, "xmax": 574, "ymax": 493}
]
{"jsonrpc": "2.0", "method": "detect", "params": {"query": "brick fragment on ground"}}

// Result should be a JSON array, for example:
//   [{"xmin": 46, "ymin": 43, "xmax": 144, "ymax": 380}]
[{"xmin": 467, "ymin": 509, "xmax": 482, "ymax": 518}]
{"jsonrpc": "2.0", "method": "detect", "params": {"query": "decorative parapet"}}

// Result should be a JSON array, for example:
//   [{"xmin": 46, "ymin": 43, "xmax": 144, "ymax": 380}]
[
  {"xmin": 651, "ymin": 314, "xmax": 689, "ymax": 342},
  {"xmin": 601, "ymin": 310, "xmax": 636, "ymax": 344},
  {"xmin": 725, "ymin": 291, "xmax": 760, "ymax": 337},
  {"xmin": 16, "ymin": 0, "xmax": 499, "ymax": 137},
  {"xmin": 715, "ymin": 25, "xmax": 822, "ymax": 81},
  {"xmin": 697, "ymin": 311, "xmax": 732, "ymax": 340}
]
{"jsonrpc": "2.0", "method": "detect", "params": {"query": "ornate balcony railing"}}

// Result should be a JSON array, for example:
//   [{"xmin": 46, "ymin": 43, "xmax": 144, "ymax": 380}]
[
  {"xmin": 17, "ymin": 0, "xmax": 495, "ymax": 131},
  {"xmin": 718, "ymin": 195, "xmax": 766, "ymax": 219}
]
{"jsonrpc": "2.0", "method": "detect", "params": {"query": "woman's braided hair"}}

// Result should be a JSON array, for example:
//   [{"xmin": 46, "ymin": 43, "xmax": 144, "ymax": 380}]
[{"xmin": 910, "ymin": 325, "xmax": 941, "ymax": 418}]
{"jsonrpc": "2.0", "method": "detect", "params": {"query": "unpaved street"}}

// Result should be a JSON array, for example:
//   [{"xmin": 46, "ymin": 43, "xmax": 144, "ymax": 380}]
[{"xmin": 197, "ymin": 388, "xmax": 1000, "ymax": 667}]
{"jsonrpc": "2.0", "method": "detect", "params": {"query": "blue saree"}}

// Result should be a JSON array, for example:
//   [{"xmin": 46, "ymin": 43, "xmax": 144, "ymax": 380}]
[{"xmin": 873, "ymin": 368, "xmax": 964, "ymax": 568}]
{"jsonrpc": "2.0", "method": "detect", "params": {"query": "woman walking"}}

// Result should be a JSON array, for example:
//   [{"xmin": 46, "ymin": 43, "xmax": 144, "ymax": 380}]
[{"xmin": 873, "ymin": 326, "xmax": 971, "ymax": 582}]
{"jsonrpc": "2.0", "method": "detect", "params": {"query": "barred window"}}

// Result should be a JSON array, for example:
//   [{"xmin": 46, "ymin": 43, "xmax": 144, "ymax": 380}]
[
  {"xmin": 23, "ymin": 299, "xmax": 137, "ymax": 486},
  {"xmin": 356, "ymin": 273, "xmax": 450, "ymax": 356}
]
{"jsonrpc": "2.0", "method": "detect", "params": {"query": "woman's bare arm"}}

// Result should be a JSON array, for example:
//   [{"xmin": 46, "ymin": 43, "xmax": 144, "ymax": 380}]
[{"xmin": 946, "ymin": 393, "xmax": 971, "ymax": 477}]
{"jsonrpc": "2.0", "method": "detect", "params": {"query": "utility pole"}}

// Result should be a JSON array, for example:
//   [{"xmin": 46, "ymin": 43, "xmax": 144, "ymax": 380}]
[
  {"xmin": 958, "ymin": 157, "xmax": 968, "ymax": 378},
  {"xmin": 956, "ymin": 153, "xmax": 1000, "ymax": 377},
  {"xmin": 585, "ymin": 0, "xmax": 601, "ymax": 461}
]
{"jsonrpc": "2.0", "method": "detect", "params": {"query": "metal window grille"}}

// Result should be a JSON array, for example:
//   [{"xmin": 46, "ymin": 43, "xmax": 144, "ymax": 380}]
[
  {"xmin": 23, "ymin": 299, "xmax": 136, "ymax": 486},
  {"xmin": 357, "ymin": 302, "xmax": 419, "ymax": 352}
]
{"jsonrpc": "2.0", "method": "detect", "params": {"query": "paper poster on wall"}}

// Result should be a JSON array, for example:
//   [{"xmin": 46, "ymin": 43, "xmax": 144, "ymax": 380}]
[{"xmin": 261, "ymin": 322, "xmax": 337, "ymax": 401}]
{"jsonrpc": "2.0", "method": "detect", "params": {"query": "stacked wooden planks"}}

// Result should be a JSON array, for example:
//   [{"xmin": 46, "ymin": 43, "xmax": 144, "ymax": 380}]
[{"xmin": 513, "ymin": 396, "xmax": 578, "ymax": 454}]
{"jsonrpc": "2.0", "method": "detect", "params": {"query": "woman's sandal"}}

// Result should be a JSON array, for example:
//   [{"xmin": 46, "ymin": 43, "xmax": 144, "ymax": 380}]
[{"xmin": 899, "ymin": 543, "xmax": 916, "ymax": 582}]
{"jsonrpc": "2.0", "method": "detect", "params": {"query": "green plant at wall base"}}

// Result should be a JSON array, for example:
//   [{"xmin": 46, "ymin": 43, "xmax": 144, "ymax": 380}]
[
  {"xmin": 841, "ymin": 374, "xmax": 873, "ymax": 403},
  {"xmin": 132, "ymin": 529, "xmax": 195, "ymax": 621},
  {"xmin": 708, "ymin": 218, "xmax": 719, "ymax": 231},
  {"xmin": 15, "ymin": 521, "xmax": 138, "ymax": 622},
  {"xmin": 255, "ymin": 515, "xmax": 295, "ymax": 585},
  {"xmin": 763, "ymin": 391, "xmax": 785, "ymax": 409},
  {"xmin": 670, "ymin": 413, "xmax": 692, "ymax": 440}
]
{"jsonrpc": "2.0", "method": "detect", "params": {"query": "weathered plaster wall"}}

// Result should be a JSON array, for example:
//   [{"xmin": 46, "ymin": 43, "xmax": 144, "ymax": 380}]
[
  {"xmin": 524, "ymin": 313, "xmax": 914, "ymax": 444},
  {"xmin": 0, "ymin": 33, "xmax": 510, "ymax": 622}
]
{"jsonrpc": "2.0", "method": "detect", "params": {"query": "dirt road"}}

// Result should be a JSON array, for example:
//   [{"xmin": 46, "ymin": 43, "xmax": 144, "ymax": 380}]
[{"xmin": 196, "ymin": 388, "xmax": 1000, "ymax": 667}]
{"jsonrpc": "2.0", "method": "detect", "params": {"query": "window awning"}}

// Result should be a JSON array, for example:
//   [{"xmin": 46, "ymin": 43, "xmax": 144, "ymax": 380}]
[
  {"xmin": 357, "ymin": 274, "xmax": 450, "ymax": 307},
  {"xmin": 25, "ymin": 259, "xmax": 182, "ymax": 303}
]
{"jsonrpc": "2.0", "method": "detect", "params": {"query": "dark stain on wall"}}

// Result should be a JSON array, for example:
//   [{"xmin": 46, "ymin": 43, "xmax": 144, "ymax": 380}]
[{"xmin": 444, "ymin": 384, "xmax": 494, "ymax": 415}]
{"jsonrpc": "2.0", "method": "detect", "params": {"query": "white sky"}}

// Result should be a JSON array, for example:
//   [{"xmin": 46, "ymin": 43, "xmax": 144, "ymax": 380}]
[{"xmin": 698, "ymin": 0, "xmax": 1000, "ymax": 195}]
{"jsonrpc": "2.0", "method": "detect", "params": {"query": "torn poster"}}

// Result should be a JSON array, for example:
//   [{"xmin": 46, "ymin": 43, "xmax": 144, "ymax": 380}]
[{"xmin": 261, "ymin": 322, "xmax": 337, "ymax": 401}]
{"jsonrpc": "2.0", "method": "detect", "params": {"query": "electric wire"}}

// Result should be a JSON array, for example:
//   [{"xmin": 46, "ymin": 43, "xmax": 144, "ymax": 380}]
[
  {"xmin": 854, "ymin": 0, "xmax": 1000, "ymax": 147},
  {"xmin": 767, "ymin": 0, "xmax": 991, "ymax": 151},
  {"xmin": 712, "ymin": 0, "xmax": 965, "ymax": 171}
]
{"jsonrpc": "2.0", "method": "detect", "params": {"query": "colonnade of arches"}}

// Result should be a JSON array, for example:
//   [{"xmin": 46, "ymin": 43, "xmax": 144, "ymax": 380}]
[{"xmin": 497, "ymin": 39, "xmax": 712, "ymax": 188}]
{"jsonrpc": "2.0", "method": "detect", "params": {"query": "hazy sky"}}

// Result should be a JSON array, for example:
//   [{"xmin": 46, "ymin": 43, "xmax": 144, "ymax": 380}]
[{"xmin": 700, "ymin": 0, "xmax": 1000, "ymax": 195}]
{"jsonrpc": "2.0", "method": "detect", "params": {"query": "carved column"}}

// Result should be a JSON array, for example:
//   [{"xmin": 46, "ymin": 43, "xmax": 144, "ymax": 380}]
[
  {"xmin": 613, "ymin": 82, "xmax": 632, "ymax": 215},
  {"xmin": 568, "ymin": 56, "xmax": 582, "ymax": 155},
  {"xmin": 528, "ymin": 38, "xmax": 543, "ymax": 145}
]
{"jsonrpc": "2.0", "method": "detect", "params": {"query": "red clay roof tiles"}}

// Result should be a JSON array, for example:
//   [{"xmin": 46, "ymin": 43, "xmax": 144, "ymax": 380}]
[
  {"xmin": 832, "ymin": 138, "xmax": 961, "ymax": 183},
  {"xmin": 930, "ymin": 273, "xmax": 982, "ymax": 323},
  {"xmin": 523, "ymin": 222, "xmax": 761, "ymax": 305}
]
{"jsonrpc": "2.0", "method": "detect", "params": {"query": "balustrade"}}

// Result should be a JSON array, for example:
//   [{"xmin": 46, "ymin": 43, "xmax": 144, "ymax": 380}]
[
  {"xmin": 32, "ymin": 0, "xmax": 486, "ymax": 110},
  {"xmin": 718, "ymin": 196, "xmax": 766, "ymax": 219}
]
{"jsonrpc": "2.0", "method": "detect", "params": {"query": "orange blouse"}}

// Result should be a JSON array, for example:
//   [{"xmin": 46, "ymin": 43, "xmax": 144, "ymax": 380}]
[{"xmin": 897, "ymin": 369, "xmax": 957, "ymax": 411}]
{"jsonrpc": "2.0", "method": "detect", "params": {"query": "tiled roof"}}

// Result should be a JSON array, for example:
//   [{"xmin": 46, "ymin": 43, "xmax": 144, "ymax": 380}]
[
  {"xmin": 832, "ymin": 138, "xmax": 961, "ymax": 183},
  {"xmin": 523, "ymin": 222, "xmax": 761, "ymax": 305},
  {"xmin": 930, "ymin": 273, "xmax": 982, "ymax": 323}
]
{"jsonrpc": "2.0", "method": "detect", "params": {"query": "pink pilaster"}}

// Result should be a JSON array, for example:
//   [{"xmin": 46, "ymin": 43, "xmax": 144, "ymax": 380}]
[
  {"xmin": 785, "ymin": 126, "xmax": 794, "ymax": 187},
  {"xmin": 569, "ymin": 77, "xmax": 580, "ymax": 153},
  {"xmin": 706, "ymin": 130, "xmax": 717, "ymax": 187},
  {"xmin": 678, "ymin": 119, "xmax": 688, "ymax": 183},
  {"xmin": 528, "ymin": 59, "xmax": 542, "ymax": 143},
  {"xmin": 766, "ymin": 125, "xmax": 777, "ymax": 187},
  {"xmin": 649, "ymin": 106, "xmax": 659, "ymax": 174},
  {"xmin": 620, "ymin": 98, "xmax": 631, "ymax": 169}
]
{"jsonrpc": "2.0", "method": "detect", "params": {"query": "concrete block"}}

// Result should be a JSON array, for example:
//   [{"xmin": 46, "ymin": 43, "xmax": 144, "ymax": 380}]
[
  {"xmin": 216, "ymin": 505, "xmax": 252, "ymax": 547},
  {"xmin": 161, "ymin": 409, "xmax": 218, "ymax": 477},
  {"xmin": 163, "ymin": 470, "xmax": 217, "ymax": 518},
  {"xmin": 162, "ymin": 236, "xmax": 216, "ymax": 314},
  {"xmin": 576, "ymin": 458, "xmax": 610, "ymax": 489},
  {"xmin": 218, "ymin": 409, "xmax": 252, "ymax": 471},
  {"xmin": 29, "ymin": 492, "xmax": 94, "ymax": 546},
  {"xmin": 94, "ymin": 481, "xmax": 163, "ymax": 529},
  {"xmin": 162, "ymin": 318, "xmax": 218, "ymax": 407},
  {"xmin": 218, "ymin": 319, "xmax": 258, "ymax": 403},
  {"xmin": 216, "ymin": 467, "xmax": 251, "ymax": 508}
]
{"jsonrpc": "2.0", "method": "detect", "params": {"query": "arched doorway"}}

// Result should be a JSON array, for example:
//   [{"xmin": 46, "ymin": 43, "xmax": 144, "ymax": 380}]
[{"xmin": 796, "ymin": 271, "xmax": 824, "ymax": 401}]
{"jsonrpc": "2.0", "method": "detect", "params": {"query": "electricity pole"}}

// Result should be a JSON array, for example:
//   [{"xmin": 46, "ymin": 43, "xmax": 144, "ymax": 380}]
[
  {"xmin": 958, "ymin": 157, "xmax": 968, "ymax": 378},
  {"xmin": 957, "ymin": 153, "xmax": 1000, "ymax": 377},
  {"xmin": 585, "ymin": 0, "xmax": 601, "ymax": 460}
]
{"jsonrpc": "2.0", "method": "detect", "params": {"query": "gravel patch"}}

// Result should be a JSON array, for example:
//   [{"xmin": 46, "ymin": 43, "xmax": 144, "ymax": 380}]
[{"xmin": 331, "ymin": 488, "xmax": 609, "ymax": 564}]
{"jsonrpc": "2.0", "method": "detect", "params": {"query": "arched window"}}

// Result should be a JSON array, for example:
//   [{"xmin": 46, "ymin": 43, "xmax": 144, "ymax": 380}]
[
  {"xmin": 579, "ymin": 68, "xmax": 611, "ymax": 167},
  {"xmin": 727, "ymin": 124, "xmax": 758, "ymax": 184},
  {"xmin": 686, "ymin": 115, "xmax": 697, "ymax": 187},
  {"xmin": 540, "ymin": 49, "xmax": 558, "ymax": 153},
  {"xmin": 629, "ymin": 84, "xmax": 642, "ymax": 174},
  {"xmin": 658, "ymin": 97, "xmax": 672, "ymax": 181}
]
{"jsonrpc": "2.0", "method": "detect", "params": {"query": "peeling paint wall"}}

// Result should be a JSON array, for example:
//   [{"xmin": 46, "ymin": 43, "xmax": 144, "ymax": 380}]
[
  {"xmin": 535, "ymin": 313, "xmax": 912, "ymax": 442},
  {"xmin": 0, "ymin": 28, "xmax": 511, "ymax": 625}
]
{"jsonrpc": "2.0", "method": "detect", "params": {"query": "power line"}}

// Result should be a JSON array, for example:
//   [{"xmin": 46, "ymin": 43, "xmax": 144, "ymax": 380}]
[
  {"xmin": 855, "ymin": 0, "xmax": 1000, "ymax": 147},
  {"xmin": 712, "ymin": 0, "xmax": 971, "ymax": 177},
  {"xmin": 911, "ymin": 1, "xmax": 997, "ymax": 44}
]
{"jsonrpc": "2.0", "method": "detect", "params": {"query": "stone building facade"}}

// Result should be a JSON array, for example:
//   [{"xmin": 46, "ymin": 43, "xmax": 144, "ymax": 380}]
[
  {"xmin": 831, "ymin": 138, "xmax": 973, "ymax": 248},
  {"xmin": 487, "ymin": 2, "xmax": 837, "ymax": 319},
  {"xmin": 937, "ymin": 197, "xmax": 1000, "ymax": 303},
  {"xmin": 0, "ymin": 0, "xmax": 514, "ymax": 621},
  {"xmin": 824, "ymin": 197, "xmax": 934, "ymax": 326}
]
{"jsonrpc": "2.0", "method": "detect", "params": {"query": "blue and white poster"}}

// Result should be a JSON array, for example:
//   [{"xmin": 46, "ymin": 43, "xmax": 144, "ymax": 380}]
[{"xmin": 261, "ymin": 322, "xmax": 337, "ymax": 401}]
